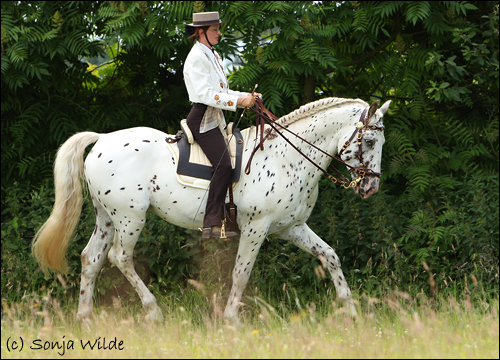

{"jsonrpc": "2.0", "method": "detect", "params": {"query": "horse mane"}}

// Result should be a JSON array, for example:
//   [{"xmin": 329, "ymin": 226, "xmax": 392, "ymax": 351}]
[{"xmin": 276, "ymin": 97, "xmax": 368, "ymax": 128}]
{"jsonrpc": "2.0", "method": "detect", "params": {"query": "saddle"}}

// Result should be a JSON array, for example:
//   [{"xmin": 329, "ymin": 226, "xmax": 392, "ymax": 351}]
[{"xmin": 173, "ymin": 119, "xmax": 245, "ymax": 183}]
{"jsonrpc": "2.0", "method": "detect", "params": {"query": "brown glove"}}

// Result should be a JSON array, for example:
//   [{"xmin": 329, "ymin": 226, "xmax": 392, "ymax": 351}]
[{"xmin": 237, "ymin": 94, "xmax": 256, "ymax": 108}]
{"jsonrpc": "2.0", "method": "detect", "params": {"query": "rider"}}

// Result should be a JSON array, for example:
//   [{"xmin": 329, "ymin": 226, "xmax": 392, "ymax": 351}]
[{"xmin": 184, "ymin": 11, "xmax": 261, "ymax": 240}]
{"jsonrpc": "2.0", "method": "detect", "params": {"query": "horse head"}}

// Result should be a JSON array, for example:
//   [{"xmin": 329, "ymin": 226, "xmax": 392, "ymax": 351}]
[{"xmin": 338, "ymin": 100, "xmax": 391, "ymax": 199}]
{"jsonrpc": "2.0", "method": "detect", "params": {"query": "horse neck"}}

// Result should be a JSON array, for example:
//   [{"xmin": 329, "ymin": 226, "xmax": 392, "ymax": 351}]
[
  {"xmin": 243, "ymin": 99, "xmax": 367, "ymax": 178},
  {"xmin": 281, "ymin": 103, "xmax": 361, "ymax": 160}
]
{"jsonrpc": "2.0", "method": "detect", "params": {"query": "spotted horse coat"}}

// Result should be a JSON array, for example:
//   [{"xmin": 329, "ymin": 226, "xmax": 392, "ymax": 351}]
[{"xmin": 32, "ymin": 97, "xmax": 391, "ymax": 323}]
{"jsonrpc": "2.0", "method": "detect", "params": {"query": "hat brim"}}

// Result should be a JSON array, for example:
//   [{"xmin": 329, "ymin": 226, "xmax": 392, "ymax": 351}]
[
  {"xmin": 184, "ymin": 19, "xmax": 229, "ymax": 27},
  {"xmin": 185, "ymin": 19, "xmax": 228, "ymax": 36}
]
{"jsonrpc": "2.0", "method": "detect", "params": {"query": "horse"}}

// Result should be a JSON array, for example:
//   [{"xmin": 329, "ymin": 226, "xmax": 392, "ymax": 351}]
[{"xmin": 32, "ymin": 97, "xmax": 390, "ymax": 323}]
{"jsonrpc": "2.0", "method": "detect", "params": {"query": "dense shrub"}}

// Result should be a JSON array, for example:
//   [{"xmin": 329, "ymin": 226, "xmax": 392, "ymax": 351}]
[{"xmin": 2, "ymin": 173, "xmax": 497, "ymax": 306}]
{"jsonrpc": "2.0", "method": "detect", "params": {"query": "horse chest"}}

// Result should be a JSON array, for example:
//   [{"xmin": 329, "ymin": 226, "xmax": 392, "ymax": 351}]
[{"xmin": 236, "ymin": 163, "xmax": 319, "ymax": 231}]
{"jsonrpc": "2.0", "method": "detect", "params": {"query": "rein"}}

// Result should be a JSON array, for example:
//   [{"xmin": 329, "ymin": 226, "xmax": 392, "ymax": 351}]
[{"xmin": 245, "ymin": 98, "xmax": 384, "ymax": 189}]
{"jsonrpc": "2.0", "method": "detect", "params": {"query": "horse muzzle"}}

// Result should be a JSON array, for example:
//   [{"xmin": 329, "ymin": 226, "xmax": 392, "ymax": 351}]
[{"xmin": 354, "ymin": 176, "xmax": 380, "ymax": 199}]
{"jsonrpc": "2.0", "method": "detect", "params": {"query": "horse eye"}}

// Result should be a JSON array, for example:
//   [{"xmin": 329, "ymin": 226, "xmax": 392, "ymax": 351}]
[{"xmin": 365, "ymin": 139, "xmax": 375, "ymax": 147}]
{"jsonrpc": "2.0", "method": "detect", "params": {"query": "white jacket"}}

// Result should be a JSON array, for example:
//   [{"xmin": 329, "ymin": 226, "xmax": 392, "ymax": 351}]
[{"xmin": 183, "ymin": 42, "xmax": 248, "ymax": 132}]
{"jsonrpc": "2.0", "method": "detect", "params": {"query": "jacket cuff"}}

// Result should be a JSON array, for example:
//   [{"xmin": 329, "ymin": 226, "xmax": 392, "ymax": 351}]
[{"xmin": 211, "ymin": 92, "xmax": 239, "ymax": 112}]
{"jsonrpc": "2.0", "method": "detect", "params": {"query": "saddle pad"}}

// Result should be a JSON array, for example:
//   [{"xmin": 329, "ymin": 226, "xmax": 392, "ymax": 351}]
[{"xmin": 166, "ymin": 126, "xmax": 246, "ymax": 190}]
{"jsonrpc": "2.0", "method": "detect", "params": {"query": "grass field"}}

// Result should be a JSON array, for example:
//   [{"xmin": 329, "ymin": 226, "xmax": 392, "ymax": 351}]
[{"xmin": 1, "ymin": 285, "xmax": 498, "ymax": 359}]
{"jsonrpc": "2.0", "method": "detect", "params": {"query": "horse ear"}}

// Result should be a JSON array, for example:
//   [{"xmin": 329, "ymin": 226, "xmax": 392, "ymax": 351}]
[
  {"xmin": 380, "ymin": 100, "xmax": 391, "ymax": 115},
  {"xmin": 368, "ymin": 100, "xmax": 379, "ymax": 119}
]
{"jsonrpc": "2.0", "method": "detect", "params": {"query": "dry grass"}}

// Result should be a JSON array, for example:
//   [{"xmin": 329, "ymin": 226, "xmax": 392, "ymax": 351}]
[{"xmin": 1, "ymin": 287, "xmax": 498, "ymax": 359}]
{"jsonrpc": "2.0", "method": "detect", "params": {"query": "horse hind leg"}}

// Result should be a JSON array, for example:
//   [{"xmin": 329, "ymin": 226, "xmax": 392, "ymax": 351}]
[
  {"xmin": 276, "ymin": 223, "xmax": 357, "ymax": 317},
  {"xmin": 77, "ymin": 197, "xmax": 114, "ymax": 320},
  {"xmin": 107, "ymin": 213, "xmax": 164, "ymax": 322}
]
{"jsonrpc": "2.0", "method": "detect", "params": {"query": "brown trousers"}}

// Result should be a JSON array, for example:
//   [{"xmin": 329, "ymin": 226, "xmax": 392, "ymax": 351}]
[{"xmin": 186, "ymin": 103, "xmax": 232, "ymax": 228}]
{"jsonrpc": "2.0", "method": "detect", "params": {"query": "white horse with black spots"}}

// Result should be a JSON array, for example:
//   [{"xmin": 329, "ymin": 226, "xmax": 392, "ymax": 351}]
[{"xmin": 32, "ymin": 97, "xmax": 390, "ymax": 323}]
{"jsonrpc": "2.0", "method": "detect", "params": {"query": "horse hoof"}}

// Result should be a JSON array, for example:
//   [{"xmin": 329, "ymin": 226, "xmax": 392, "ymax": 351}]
[
  {"xmin": 76, "ymin": 310, "xmax": 92, "ymax": 322},
  {"xmin": 345, "ymin": 302, "xmax": 358, "ymax": 320},
  {"xmin": 224, "ymin": 315, "xmax": 241, "ymax": 328},
  {"xmin": 145, "ymin": 311, "xmax": 164, "ymax": 323}
]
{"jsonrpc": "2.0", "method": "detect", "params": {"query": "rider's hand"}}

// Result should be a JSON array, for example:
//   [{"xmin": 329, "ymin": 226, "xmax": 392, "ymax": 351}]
[{"xmin": 237, "ymin": 94, "xmax": 256, "ymax": 108}]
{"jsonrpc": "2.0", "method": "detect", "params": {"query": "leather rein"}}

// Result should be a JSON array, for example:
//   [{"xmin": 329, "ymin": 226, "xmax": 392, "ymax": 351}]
[{"xmin": 245, "ymin": 98, "xmax": 384, "ymax": 189}]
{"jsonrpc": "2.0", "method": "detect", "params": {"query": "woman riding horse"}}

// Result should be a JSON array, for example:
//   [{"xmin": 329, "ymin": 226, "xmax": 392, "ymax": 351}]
[{"xmin": 183, "ymin": 11, "xmax": 262, "ymax": 240}]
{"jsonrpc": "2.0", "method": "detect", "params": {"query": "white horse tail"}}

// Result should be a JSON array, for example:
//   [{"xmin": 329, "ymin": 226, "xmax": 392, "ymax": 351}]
[{"xmin": 32, "ymin": 132, "xmax": 100, "ymax": 274}]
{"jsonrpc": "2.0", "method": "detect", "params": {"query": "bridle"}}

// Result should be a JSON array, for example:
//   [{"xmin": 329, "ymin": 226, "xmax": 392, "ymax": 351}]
[
  {"xmin": 337, "ymin": 106, "xmax": 385, "ymax": 186},
  {"xmin": 245, "ymin": 98, "xmax": 385, "ymax": 189}
]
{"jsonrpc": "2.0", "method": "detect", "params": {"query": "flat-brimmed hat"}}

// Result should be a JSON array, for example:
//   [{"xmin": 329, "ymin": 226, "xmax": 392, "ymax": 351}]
[{"xmin": 185, "ymin": 12, "xmax": 228, "ymax": 36}]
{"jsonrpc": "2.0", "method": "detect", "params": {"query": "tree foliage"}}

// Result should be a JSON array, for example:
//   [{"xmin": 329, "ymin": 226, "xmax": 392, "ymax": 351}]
[{"xmin": 1, "ymin": 1, "xmax": 498, "ymax": 303}]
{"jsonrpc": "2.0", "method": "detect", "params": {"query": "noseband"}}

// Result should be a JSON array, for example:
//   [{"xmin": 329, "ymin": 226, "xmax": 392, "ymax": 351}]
[{"xmin": 246, "ymin": 99, "xmax": 384, "ymax": 189}]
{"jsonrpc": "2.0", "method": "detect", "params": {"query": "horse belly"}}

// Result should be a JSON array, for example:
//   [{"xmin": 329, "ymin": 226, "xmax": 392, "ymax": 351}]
[{"xmin": 147, "ymin": 178, "xmax": 206, "ymax": 230}]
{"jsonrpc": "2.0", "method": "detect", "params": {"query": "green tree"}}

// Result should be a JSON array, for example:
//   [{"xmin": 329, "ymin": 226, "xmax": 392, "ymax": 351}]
[
  {"xmin": 1, "ymin": 1, "xmax": 498, "ymax": 303},
  {"xmin": 1, "ymin": 1, "xmax": 194, "ymax": 193}
]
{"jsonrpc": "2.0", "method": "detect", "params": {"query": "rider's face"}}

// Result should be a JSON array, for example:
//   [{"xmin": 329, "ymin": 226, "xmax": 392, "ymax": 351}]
[{"xmin": 201, "ymin": 24, "xmax": 220, "ymax": 46}]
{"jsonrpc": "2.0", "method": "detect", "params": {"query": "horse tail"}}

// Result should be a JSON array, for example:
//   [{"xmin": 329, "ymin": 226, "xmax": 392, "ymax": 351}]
[{"xmin": 32, "ymin": 132, "xmax": 100, "ymax": 274}]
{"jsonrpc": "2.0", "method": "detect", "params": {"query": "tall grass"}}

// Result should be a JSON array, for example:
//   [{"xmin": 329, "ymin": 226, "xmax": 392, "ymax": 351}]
[{"xmin": 1, "ymin": 285, "xmax": 498, "ymax": 359}]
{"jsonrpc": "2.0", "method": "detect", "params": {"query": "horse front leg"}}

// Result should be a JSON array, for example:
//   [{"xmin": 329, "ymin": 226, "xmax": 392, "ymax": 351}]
[
  {"xmin": 276, "ymin": 223, "xmax": 357, "ymax": 317},
  {"xmin": 224, "ymin": 221, "xmax": 268, "ymax": 324}
]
